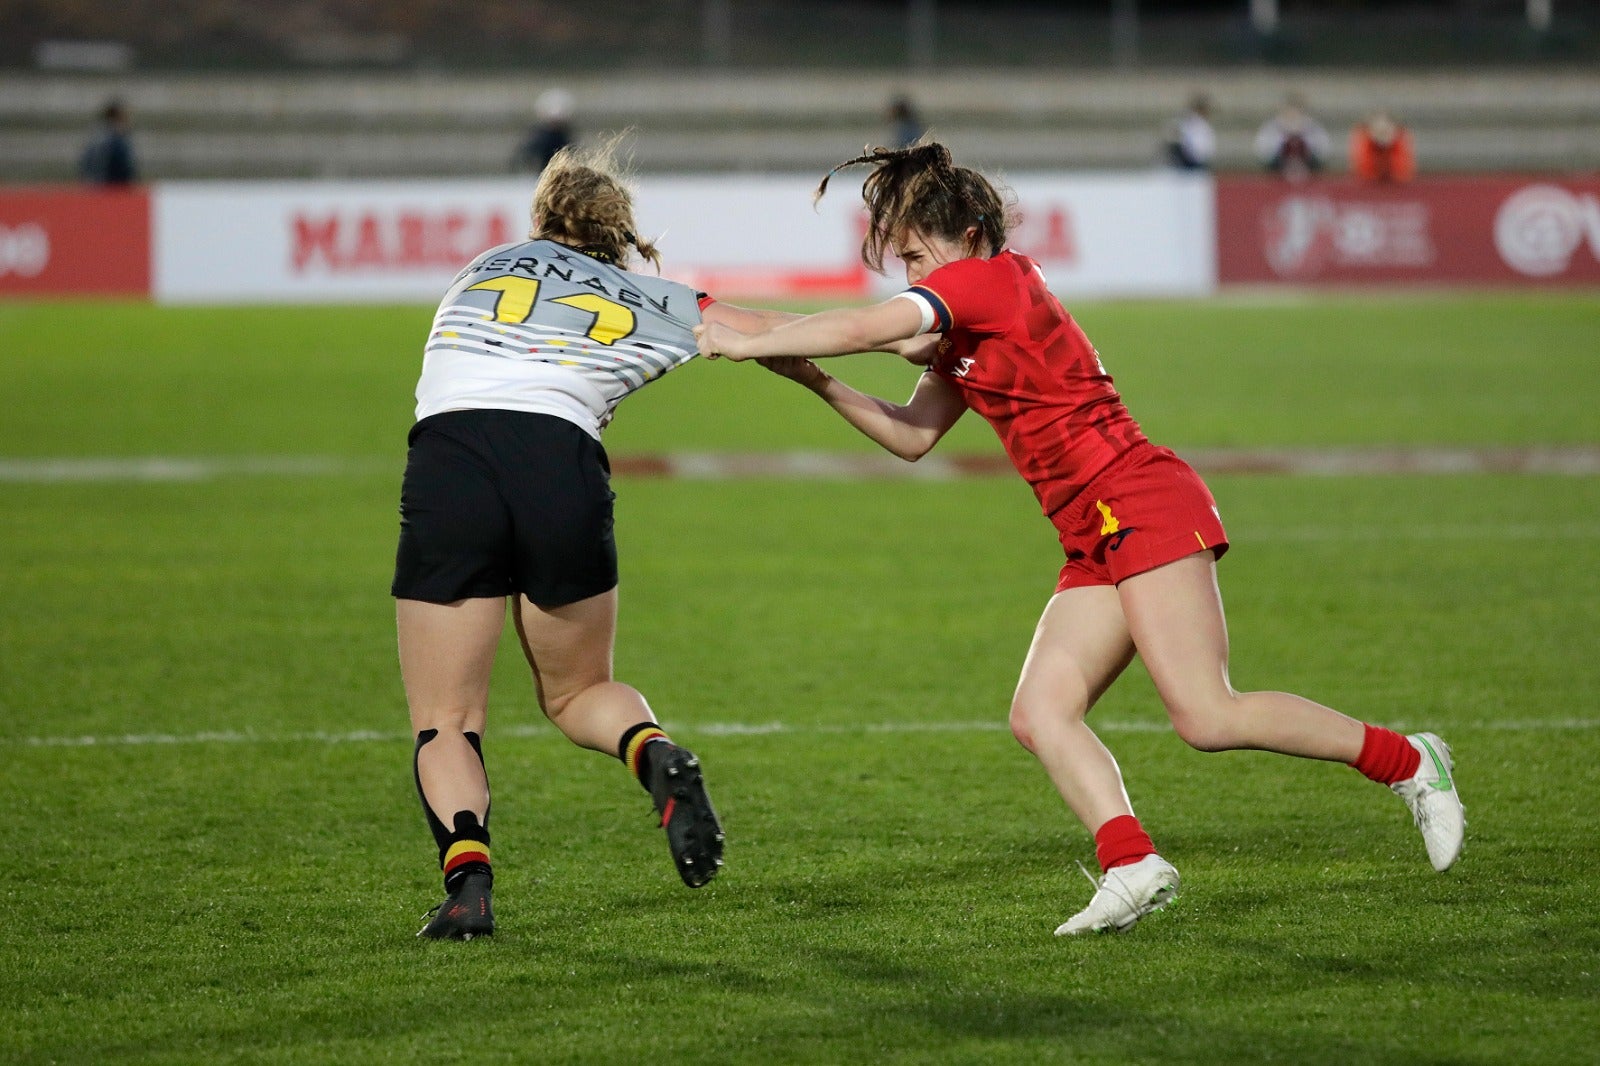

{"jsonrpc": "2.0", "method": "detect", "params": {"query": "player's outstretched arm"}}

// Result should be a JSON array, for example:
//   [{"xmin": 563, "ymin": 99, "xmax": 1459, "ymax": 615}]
[
  {"xmin": 697, "ymin": 298, "xmax": 923, "ymax": 362},
  {"xmin": 701, "ymin": 300, "xmax": 933, "ymax": 361},
  {"xmin": 756, "ymin": 356, "xmax": 966, "ymax": 462},
  {"xmin": 700, "ymin": 301, "xmax": 803, "ymax": 334}
]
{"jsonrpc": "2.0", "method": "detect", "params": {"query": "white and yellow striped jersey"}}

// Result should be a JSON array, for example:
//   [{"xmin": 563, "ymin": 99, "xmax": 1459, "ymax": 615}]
[{"xmin": 415, "ymin": 239, "xmax": 705, "ymax": 438}]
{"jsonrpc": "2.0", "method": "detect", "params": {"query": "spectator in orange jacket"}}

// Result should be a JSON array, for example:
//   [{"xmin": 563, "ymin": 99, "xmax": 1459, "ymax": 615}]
[{"xmin": 1350, "ymin": 111, "xmax": 1416, "ymax": 183}]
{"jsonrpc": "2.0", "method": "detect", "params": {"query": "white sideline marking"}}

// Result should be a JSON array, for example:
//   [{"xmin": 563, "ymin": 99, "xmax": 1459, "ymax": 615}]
[
  {"xmin": 1237, "ymin": 522, "xmax": 1600, "ymax": 542},
  {"xmin": 2, "ymin": 446, "xmax": 1598, "ymax": 483},
  {"xmin": 0, "ymin": 456, "xmax": 391, "ymax": 482},
  {"xmin": 8, "ymin": 716, "xmax": 1598, "ymax": 749}
]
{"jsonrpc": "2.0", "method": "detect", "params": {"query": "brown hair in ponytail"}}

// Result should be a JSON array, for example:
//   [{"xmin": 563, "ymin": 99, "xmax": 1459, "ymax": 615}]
[
  {"xmin": 815, "ymin": 140, "xmax": 1015, "ymax": 273},
  {"xmin": 530, "ymin": 133, "xmax": 660, "ymax": 269}
]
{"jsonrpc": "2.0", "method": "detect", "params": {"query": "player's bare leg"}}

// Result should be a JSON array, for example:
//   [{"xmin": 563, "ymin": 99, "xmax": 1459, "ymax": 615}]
[
  {"xmin": 1121, "ymin": 551, "xmax": 1463, "ymax": 870},
  {"xmin": 397, "ymin": 596, "xmax": 503, "ymax": 939},
  {"xmin": 398, "ymin": 596, "xmax": 501, "ymax": 827},
  {"xmin": 1010, "ymin": 586, "xmax": 1138, "ymax": 831},
  {"xmin": 515, "ymin": 589, "xmax": 724, "ymax": 887},
  {"xmin": 512, "ymin": 588, "xmax": 650, "ymax": 752},
  {"xmin": 1010, "ymin": 587, "xmax": 1180, "ymax": 935},
  {"xmin": 1117, "ymin": 552, "xmax": 1364, "ymax": 760}
]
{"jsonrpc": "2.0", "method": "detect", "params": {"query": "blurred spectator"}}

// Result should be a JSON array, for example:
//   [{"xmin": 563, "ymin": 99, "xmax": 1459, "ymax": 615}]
[
  {"xmin": 1349, "ymin": 111, "xmax": 1416, "ymax": 183},
  {"xmin": 887, "ymin": 94, "xmax": 925, "ymax": 149},
  {"xmin": 513, "ymin": 88, "xmax": 575, "ymax": 174},
  {"xmin": 1164, "ymin": 93, "xmax": 1216, "ymax": 171},
  {"xmin": 1254, "ymin": 94, "xmax": 1329, "ymax": 183},
  {"xmin": 79, "ymin": 98, "xmax": 137, "ymax": 185}
]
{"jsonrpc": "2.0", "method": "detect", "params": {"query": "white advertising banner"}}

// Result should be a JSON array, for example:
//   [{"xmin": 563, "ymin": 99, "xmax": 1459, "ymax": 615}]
[
  {"xmin": 630, "ymin": 175, "xmax": 875, "ymax": 299},
  {"xmin": 987, "ymin": 171, "xmax": 1216, "ymax": 299},
  {"xmin": 153, "ymin": 172, "xmax": 1213, "ymax": 304},
  {"xmin": 153, "ymin": 180, "xmax": 529, "ymax": 304}
]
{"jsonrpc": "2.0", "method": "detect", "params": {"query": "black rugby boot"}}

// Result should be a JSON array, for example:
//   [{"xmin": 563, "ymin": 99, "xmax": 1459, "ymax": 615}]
[
  {"xmin": 647, "ymin": 744, "xmax": 725, "ymax": 888},
  {"xmin": 417, "ymin": 870, "xmax": 495, "ymax": 940}
]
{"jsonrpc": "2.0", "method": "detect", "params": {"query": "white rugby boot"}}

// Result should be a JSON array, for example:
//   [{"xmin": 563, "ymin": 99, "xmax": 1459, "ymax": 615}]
[
  {"xmin": 1054, "ymin": 853, "xmax": 1180, "ymax": 936},
  {"xmin": 1391, "ymin": 732, "xmax": 1465, "ymax": 872}
]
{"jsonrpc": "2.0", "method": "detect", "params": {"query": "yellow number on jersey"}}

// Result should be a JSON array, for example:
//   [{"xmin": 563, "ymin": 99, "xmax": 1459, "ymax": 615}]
[
  {"xmin": 465, "ymin": 276, "xmax": 541, "ymax": 324},
  {"xmin": 464, "ymin": 275, "xmax": 636, "ymax": 346},
  {"xmin": 551, "ymin": 293, "xmax": 637, "ymax": 346}
]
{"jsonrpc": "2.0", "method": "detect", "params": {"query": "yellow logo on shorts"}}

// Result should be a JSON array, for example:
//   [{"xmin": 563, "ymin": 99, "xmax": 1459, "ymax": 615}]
[{"xmin": 1095, "ymin": 500, "xmax": 1120, "ymax": 536}]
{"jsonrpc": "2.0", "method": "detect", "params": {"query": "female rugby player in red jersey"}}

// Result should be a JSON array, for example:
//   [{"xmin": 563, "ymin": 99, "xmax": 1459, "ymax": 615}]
[{"xmin": 696, "ymin": 142, "xmax": 1465, "ymax": 935}]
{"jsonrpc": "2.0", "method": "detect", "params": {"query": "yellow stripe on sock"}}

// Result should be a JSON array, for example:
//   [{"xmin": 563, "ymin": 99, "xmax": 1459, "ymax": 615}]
[
  {"xmin": 625, "ymin": 727, "xmax": 669, "ymax": 775},
  {"xmin": 443, "ymin": 839, "xmax": 490, "ymax": 867}
]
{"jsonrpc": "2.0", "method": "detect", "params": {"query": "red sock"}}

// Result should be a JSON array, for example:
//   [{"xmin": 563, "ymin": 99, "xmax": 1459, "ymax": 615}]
[
  {"xmin": 1349, "ymin": 723, "xmax": 1421, "ymax": 784},
  {"xmin": 1094, "ymin": 814, "xmax": 1156, "ymax": 873}
]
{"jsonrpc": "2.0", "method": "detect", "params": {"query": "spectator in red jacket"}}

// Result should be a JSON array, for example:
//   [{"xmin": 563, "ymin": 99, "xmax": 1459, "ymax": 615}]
[{"xmin": 1350, "ymin": 111, "xmax": 1416, "ymax": 183}]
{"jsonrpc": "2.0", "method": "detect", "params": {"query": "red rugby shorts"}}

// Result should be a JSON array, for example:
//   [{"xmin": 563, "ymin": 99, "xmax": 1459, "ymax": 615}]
[{"xmin": 1050, "ymin": 444, "xmax": 1229, "ymax": 591}]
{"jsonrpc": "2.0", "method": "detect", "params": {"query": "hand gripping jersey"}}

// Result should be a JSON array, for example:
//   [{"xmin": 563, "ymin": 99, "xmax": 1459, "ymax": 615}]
[
  {"xmin": 898, "ymin": 251, "xmax": 1149, "ymax": 518},
  {"xmin": 415, "ymin": 239, "xmax": 706, "ymax": 438}
]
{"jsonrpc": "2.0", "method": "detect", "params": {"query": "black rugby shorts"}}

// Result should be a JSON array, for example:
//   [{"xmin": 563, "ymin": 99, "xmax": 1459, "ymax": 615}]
[{"xmin": 391, "ymin": 409, "xmax": 618, "ymax": 607}]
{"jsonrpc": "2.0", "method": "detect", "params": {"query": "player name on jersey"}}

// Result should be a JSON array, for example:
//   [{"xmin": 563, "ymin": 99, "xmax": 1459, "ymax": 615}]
[{"xmin": 457, "ymin": 247, "xmax": 679, "ymax": 316}]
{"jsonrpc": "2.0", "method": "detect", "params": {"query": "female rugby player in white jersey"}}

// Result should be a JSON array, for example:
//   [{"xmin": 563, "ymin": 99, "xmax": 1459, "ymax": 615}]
[{"xmin": 396, "ymin": 140, "xmax": 778, "ymax": 939}]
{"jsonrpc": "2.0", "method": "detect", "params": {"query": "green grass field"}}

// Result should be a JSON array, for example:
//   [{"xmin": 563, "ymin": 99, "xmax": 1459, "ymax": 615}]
[{"xmin": 1, "ymin": 294, "xmax": 1598, "ymax": 1064}]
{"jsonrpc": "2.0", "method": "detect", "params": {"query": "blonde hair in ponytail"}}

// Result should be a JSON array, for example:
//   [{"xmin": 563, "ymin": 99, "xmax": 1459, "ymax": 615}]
[{"xmin": 530, "ymin": 133, "xmax": 660, "ymax": 269}]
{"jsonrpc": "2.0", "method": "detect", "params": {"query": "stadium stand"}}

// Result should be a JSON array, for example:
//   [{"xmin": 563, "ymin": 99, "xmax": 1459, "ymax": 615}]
[
  {"xmin": 2, "ymin": 2, "xmax": 1595, "ymax": 180},
  {"xmin": 2, "ymin": 68, "xmax": 1597, "ymax": 180}
]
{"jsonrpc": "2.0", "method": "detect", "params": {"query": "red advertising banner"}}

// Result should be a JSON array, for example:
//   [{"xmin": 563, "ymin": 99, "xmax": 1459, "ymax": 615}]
[
  {"xmin": 0, "ymin": 187, "xmax": 151, "ymax": 297},
  {"xmin": 1217, "ymin": 176, "xmax": 1600, "ymax": 286}
]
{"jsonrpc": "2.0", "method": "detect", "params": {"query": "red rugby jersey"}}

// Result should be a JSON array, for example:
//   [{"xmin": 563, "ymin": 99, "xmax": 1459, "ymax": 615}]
[{"xmin": 907, "ymin": 251, "xmax": 1148, "ymax": 517}]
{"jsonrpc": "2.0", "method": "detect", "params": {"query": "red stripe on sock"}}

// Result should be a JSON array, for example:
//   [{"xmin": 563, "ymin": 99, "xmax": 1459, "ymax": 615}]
[
  {"xmin": 443, "ymin": 849, "xmax": 489, "ymax": 875},
  {"xmin": 626, "ymin": 728, "xmax": 669, "ymax": 777},
  {"xmin": 1350, "ymin": 724, "xmax": 1421, "ymax": 785},
  {"xmin": 1094, "ymin": 814, "xmax": 1156, "ymax": 873}
]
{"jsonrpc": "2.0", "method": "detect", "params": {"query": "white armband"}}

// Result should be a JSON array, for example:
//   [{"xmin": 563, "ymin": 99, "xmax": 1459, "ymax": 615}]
[{"xmin": 892, "ymin": 291, "xmax": 939, "ymax": 336}]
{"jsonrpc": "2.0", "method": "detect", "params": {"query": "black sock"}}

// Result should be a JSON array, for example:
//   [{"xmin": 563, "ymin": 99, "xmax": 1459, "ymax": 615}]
[
  {"xmin": 617, "ymin": 721, "xmax": 671, "ymax": 789},
  {"xmin": 441, "ymin": 811, "xmax": 492, "ymax": 893}
]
